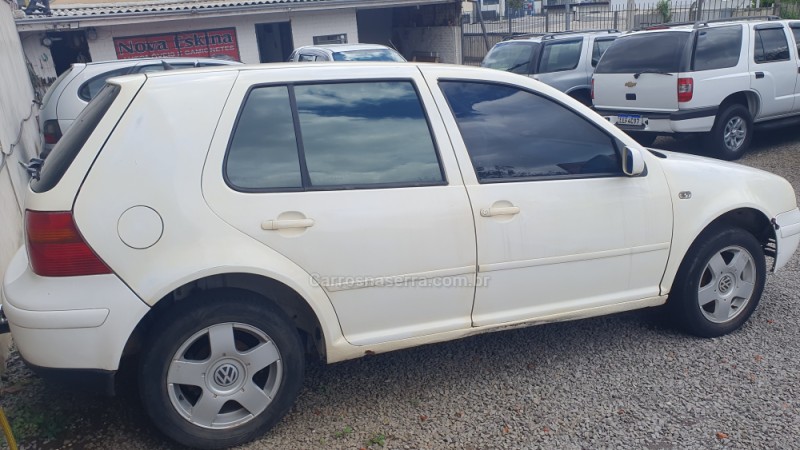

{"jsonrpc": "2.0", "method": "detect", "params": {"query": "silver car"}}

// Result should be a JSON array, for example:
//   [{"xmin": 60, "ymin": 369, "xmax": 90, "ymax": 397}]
[
  {"xmin": 481, "ymin": 29, "xmax": 619, "ymax": 105},
  {"xmin": 38, "ymin": 57, "xmax": 240, "ymax": 156},
  {"xmin": 288, "ymin": 43, "xmax": 406, "ymax": 62}
]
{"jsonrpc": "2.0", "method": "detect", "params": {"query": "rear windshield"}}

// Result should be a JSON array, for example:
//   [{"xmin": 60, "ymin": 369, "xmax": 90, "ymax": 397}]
[
  {"xmin": 595, "ymin": 32, "xmax": 690, "ymax": 73},
  {"xmin": 481, "ymin": 42, "xmax": 539, "ymax": 74},
  {"xmin": 332, "ymin": 49, "xmax": 406, "ymax": 62},
  {"xmin": 32, "ymin": 84, "xmax": 121, "ymax": 193},
  {"xmin": 41, "ymin": 67, "xmax": 73, "ymax": 108}
]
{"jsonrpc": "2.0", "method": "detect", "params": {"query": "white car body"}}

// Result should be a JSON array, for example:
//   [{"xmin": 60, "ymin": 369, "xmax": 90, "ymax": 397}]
[
  {"xmin": 287, "ymin": 43, "xmax": 406, "ymax": 62},
  {"xmin": 2, "ymin": 62, "xmax": 799, "ymax": 448}
]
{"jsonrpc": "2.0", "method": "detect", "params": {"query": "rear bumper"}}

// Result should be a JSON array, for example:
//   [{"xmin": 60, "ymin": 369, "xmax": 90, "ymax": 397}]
[
  {"xmin": 1, "ymin": 247, "xmax": 150, "ymax": 371},
  {"xmin": 596, "ymin": 106, "xmax": 718, "ymax": 134},
  {"xmin": 23, "ymin": 356, "xmax": 117, "ymax": 396}
]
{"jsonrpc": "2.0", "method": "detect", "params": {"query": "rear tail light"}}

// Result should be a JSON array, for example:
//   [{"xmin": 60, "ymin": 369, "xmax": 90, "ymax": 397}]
[
  {"xmin": 26, "ymin": 211, "xmax": 111, "ymax": 277},
  {"xmin": 678, "ymin": 77, "xmax": 693, "ymax": 103},
  {"xmin": 42, "ymin": 120, "xmax": 62, "ymax": 145},
  {"xmin": 591, "ymin": 78, "xmax": 595, "ymax": 100}
]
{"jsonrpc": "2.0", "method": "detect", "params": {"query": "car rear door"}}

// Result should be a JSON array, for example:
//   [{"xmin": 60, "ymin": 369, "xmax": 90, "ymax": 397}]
[
  {"xmin": 202, "ymin": 65, "xmax": 477, "ymax": 346},
  {"xmin": 593, "ymin": 31, "xmax": 691, "ymax": 113},
  {"xmin": 535, "ymin": 37, "xmax": 585, "ymax": 92},
  {"xmin": 750, "ymin": 22, "xmax": 796, "ymax": 118}
]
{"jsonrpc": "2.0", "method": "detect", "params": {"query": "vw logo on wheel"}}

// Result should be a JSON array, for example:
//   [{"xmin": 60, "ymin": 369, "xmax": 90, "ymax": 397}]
[{"xmin": 213, "ymin": 363, "xmax": 240, "ymax": 387}]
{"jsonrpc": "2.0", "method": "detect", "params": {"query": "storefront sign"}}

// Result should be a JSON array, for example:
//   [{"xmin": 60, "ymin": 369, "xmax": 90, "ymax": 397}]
[{"xmin": 114, "ymin": 28, "xmax": 240, "ymax": 61}]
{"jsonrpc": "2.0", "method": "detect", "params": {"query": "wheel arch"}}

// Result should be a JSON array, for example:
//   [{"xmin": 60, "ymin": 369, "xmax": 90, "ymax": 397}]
[
  {"xmin": 664, "ymin": 206, "xmax": 776, "ymax": 294},
  {"xmin": 122, "ymin": 272, "xmax": 336, "ymax": 364},
  {"xmin": 719, "ymin": 91, "xmax": 760, "ymax": 120}
]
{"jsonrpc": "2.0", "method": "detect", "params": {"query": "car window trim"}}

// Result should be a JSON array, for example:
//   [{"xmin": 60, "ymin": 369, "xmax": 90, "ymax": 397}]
[
  {"xmin": 437, "ymin": 78, "xmax": 631, "ymax": 184},
  {"xmin": 223, "ymin": 79, "xmax": 449, "ymax": 194}
]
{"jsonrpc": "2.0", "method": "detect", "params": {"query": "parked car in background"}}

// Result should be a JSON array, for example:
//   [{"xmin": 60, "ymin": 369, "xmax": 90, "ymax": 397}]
[
  {"xmin": 38, "ymin": 57, "xmax": 241, "ymax": 157},
  {"xmin": 3, "ymin": 62, "xmax": 799, "ymax": 449},
  {"xmin": 481, "ymin": 29, "xmax": 620, "ymax": 104},
  {"xmin": 288, "ymin": 43, "xmax": 406, "ymax": 62},
  {"xmin": 593, "ymin": 16, "xmax": 800, "ymax": 160}
]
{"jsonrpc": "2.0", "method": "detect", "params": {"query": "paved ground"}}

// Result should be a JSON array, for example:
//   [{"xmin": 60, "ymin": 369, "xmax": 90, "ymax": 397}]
[{"xmin": 2, "ymin": 129, "xmax": 800, "ymax": 449}]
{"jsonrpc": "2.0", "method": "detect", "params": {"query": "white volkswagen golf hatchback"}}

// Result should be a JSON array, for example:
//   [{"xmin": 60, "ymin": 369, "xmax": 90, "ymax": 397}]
[{"xmin": 3, "ymin": 63, "xmax": 800, "ymax": 449}]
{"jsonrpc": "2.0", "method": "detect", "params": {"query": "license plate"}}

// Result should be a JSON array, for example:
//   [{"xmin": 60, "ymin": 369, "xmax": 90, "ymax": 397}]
[{"xmin": 616, "ymin": 114, "xmax": 643, "ymax": 126}]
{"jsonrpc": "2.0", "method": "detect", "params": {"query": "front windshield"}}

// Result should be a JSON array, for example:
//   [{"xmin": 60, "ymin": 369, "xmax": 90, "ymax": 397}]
[
  {"xmin": 332, "ymin": 49, "xmax": 406, "ymax": 62},
  {"xmin": 481, "ymin": 42, "xmax": 539, "ymax": 74}
]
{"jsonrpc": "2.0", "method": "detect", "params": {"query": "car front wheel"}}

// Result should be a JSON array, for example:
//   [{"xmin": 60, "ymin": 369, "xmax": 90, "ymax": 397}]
[
  {"xmin": 668, "ymin": 227, "xmax": 766, "ymax": 338},
  {"xmin": 139, "ymin": 290, "xmax": 305, "ymax": 449}
]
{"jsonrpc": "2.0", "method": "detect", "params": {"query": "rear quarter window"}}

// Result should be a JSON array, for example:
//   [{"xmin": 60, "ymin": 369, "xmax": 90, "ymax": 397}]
[
  {"xmin": 692, "ymin": 26, "xmax": 742, "ymax": 70},
  {"xmin": 595, "ymin": 32, "xmax": 690, "ymax": 73},
  {"xmin": 78, "ymin": 67, "xmax": 130, "ymax": 102},
  {"xmin": 32, "ymin": 84, "xmax": 121, "ymax": 193}
]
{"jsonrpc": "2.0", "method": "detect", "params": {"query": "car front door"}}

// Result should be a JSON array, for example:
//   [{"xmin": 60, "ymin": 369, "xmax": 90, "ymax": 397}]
[
  {"xmin": 423, "ymin": 67, "xmax": 673, "ymax": 327},
  {"xmin": 202, "ymin": 66, "xmax": 477, "ymax": 346},
  {"xmin": 750, "ymin": 23, "xmax": 796, "ymax": 118}
]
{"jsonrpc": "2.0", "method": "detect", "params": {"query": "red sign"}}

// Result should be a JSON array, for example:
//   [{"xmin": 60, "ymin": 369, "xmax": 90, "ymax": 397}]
[{"xmin": 113, "ymin": 28, "xmax": 240, "ymax": 61}]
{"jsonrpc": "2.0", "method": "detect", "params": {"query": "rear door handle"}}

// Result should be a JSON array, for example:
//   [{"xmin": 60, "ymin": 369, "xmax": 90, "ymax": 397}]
[
  {"xmin": 755, "ymin": 72, "xmax": 765, "ymax": 79},
  {"xmin": 261, "ymin": 218, "xmax": 315, "ymax": 230},
  {"xmin": 480, "ymin": 206, "xmax": 520, "ymax": 217}
]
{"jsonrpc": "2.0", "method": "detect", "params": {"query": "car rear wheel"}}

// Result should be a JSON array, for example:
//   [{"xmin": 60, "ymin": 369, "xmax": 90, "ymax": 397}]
[
  {"xmin": 139, "ymin": 289, "xmax": 304, "ymax": 449},
  {"xmin": 667, "ymin": 227, "xmax": 765, "ymax": 337},
  {"xmin": 706, "ymin": 104, "xmax": 752, "ymax": 160}
]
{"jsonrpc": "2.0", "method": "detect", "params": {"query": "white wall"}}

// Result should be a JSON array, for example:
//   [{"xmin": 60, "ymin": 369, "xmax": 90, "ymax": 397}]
[
  {"xmin": 395, "ymin": 26, "xmax": 461, "ymax": 64},
  {"xmin": 85, "ymin": 9, "xmax": 358, "ymax": 64},
  {"xmin": 1, "ymin": 1, "xmax": 40, "ymax": 371}
]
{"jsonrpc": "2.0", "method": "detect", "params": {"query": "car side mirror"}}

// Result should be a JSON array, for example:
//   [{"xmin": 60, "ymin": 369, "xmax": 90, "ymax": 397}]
[{"xmin": 622, "ymin": 146, "xmax": 645, "ymax": 176}]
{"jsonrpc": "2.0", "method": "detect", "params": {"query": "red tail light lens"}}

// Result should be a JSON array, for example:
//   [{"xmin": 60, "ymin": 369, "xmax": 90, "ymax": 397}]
[
  {"xmin": 26, "ymin": 211, "xmax": 111, "ymax": 277},
  {"xmin": 591, "ymin": 78, "xmax": 595, "ymax": 100},
  {"xmin": 43, "ymin": 120, "xmax": 62, "ymax": 145},
  {"xmin": 678, "ymin": 77, "xmax": 693, "ymax": 103}
]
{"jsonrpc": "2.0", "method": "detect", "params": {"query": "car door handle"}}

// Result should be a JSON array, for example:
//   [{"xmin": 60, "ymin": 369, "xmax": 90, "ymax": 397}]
[
  {"xmin": 261, "ymin": 218, "xmax": 315, "ymax": 230},
  {"xmin": 755, "ymin": 72, "xmax": 765, "ymax": 79},
  {"xmin": 480, "ymin": 206, "xmax": 520, "ymax": 217}
]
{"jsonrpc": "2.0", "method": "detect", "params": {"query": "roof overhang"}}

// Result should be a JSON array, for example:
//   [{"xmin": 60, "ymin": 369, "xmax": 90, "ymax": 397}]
[{"xmin": 16, "ymin": 0, "xmax": 455, "ymax": 32}]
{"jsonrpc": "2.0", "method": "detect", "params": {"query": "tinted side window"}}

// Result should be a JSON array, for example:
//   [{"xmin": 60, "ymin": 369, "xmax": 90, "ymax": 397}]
[
  {"xmin": 693, "ymin": 26, "xmax": 742, "ymax": 70},
  {"xmin": 538, "ymin": 39, "xmax": 582, "ymax": 73},
  {"xmin": 440, "ymin": 81, "xmax": 620, "ymax": 182},
  {"xmin": 294, "ymin": 82, "xmax": 443, "ymax": 187},
  {"xmin": 482, "ymin": 42, "xmax": 538, "ymax": 74},
  {"xmin": 298, "ymin": 54, "xmax": 317, "ymax": 62},
  {"xmin": 33, "ymin": 84, "xmax": 121, "ymax": 193},
  {"xmin": 78, "ymin": 67, "xmax": 131, "ymax": 102},
  {"xmin": 225, "ymin": 86, "xmax": 303, "ymax": 190},
  {"xmin": 591, "ymin": 38, "xmax": 615, "ymax": 67},
  {"xmin": 755, "ymin": 27, "xmax": 790, "ymax": 63}
]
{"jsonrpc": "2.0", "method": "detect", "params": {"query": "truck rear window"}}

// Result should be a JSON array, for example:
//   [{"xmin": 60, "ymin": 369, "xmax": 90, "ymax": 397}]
[
  {"xmin": 595, "ymin": 32, "xmax": 690, "ymax": 73},
  {"xmin": 32, "ymin": 84, "xmax": 120, "ymax": 193}
]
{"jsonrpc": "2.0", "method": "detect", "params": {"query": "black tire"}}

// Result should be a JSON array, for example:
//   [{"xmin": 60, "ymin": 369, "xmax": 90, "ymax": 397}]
[
  {"xmin": 705, "ymin": 103, "xmax": 753, "ymax": 160},
  {"xmin": 627, "ymin": 132, "xmax": 658, "ymax": 147},
  {"xmin": 667, "ymin": 227, "xmax": 766, "ymax": 338},
  {"xmin": 139, "ymin": 289, "xmax": 305, "ymax": 449}
]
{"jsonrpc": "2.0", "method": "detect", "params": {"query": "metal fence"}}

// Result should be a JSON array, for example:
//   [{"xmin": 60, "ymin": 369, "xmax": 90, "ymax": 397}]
[{"xmin": 462, "ymin": 2, "xmax": 799, "ymax": 65}]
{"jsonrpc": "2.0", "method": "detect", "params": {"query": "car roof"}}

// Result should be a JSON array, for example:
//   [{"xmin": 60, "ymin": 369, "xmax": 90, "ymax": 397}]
[
  {"xmin": 624, "ymin": 17, "xmax": 792, "ymax": 36},
  {"xmin": 505, "ymin": 29, "xmax": 620, "ymax": 43},
  {"xmin": 82, "ymin": 57, "xmax": 241, "ymax": 67},
  {"xmin": 295, "ymin": 43, "xmax": 394, "ymax": 53}
]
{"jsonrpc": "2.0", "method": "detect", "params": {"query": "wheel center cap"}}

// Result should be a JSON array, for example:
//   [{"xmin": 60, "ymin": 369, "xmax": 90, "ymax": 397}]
[
  {"xmin": 718, "ymin": 274, "xmax": 734, "ymax": 295},
  {"xmin": 214, "ymin": 363, "xmax": 240, "ymax": 387}
]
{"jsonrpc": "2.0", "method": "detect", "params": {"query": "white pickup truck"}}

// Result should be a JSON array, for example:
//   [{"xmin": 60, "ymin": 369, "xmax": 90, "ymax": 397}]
[{"xmin": 592, "ymin": 16, "xmax": 800, "ymax": 160}]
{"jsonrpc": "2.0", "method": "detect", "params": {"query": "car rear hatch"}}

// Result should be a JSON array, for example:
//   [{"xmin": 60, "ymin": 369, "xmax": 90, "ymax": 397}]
[{"xmin": 593, "ymin": 30, "xmax": 692, "ymax": 113}]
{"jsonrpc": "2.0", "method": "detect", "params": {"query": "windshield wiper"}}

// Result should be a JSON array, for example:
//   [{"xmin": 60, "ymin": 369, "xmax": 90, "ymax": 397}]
[
  {"xmin": 633, "ymin": 69, "xmax": 674, "ymax": 79},
  {"xmin": 504, "ymin": 61, "xmax": 529, "ymax": 73}
]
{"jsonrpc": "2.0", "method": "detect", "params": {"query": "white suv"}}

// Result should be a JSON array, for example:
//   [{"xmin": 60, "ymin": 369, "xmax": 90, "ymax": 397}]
[
  {"xmin": 593, "ymin": 17, "xmax": 800, "ymax": 160},
  {"xmin": 3, "ymin": 63, "xmax": 800, "ymax": 449},
  {"xmin": 481, "ymin": 29, "xmax": 620, "ymax": 104},
  {"xmin": 288, "ymin": 43, "xmax": 406, "ymax": 62}
]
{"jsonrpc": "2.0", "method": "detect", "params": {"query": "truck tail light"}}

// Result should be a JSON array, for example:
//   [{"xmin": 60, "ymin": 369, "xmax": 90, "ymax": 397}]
[
  {"xmin": 42, "ymin": 120, "xmax": 62, "ymax": 145},
  {"xmin": 26, "ymin": 211, "xmax": 111, "ymax": 277},
  {"xmin": 591, "ymin": 78, "xmax": 595, "ymax": 100},
  {"xmin": 678, "ymin": 77, "xmax": 693, "ymax": 103}
]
